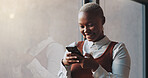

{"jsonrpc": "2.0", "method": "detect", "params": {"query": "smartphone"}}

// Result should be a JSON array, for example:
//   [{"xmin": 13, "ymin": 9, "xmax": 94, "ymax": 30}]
[{"xmin": 66, "ymin": 46, "xmax": 84, "ymax": 57}]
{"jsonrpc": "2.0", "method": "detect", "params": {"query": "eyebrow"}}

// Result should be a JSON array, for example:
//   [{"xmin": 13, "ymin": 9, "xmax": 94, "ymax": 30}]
[{"xmin": 78, "ymin": 23, "xmax": 83, "ymax": 25}]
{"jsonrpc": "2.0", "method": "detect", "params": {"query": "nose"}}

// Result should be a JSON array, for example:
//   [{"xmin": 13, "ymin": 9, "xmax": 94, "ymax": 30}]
[{"xmin": 84, "ymin": 26, "xmax": 89, "ymax": 33}]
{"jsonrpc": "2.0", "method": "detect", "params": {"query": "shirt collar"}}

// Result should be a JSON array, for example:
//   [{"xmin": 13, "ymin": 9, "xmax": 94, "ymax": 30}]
[{"xmin": 87, "ymin": 36, "xmax": 110, "ymax": 48}]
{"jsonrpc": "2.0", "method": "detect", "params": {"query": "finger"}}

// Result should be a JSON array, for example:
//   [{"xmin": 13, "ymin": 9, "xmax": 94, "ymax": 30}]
[
  {"xmin": 71, "ymin": 52, "xmax": 83, "ymax": 57},
  {"xmin": 72, "ymin": 53, "xmax": 84, "ymax": 60},
  {"xmin": 66, "ymin": 52, "xmax": 72, "ymax": 56},
  {"xmin": 66, "ymin": 52, "xmax": 78, "ymax": 56},
  {"xmin": 66, "ymin": 56, "xmax": 77, "ymax": 60},
  {"xmin": 84, "ymin": 53, "xmax": 93, "ymax": 59},
  {"xmin": 67, "ymin": 60, "xmax": 79, "ymax": 63}
]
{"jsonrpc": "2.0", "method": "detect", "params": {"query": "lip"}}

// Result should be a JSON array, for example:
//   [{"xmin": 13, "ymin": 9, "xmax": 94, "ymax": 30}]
[
  {"xmin": 85, "ymin": 33, "xmax": 94, "ymax": 38},
  {"xmin": 85, "ymin": 32, "xmax": 93, "ymax": 35}
]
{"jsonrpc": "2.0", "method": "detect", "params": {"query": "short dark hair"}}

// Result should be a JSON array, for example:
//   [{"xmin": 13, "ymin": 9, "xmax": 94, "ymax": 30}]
[
  {"xmin": 79, "ymin": 2, "xmax": 104, "ymax": 19},
  {"xmin": 79, "ymin": 2, "xmax": 105, "ymax": 25}
]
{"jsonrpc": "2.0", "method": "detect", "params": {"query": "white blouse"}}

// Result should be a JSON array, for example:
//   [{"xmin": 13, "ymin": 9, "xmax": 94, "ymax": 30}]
[{"xmin": 58, "ymin": 36, "xmax": 131, "ymax": 78}]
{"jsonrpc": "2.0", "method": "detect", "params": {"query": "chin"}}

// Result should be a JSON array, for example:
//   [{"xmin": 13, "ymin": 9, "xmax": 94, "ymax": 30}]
[
  {"xmin": 86, "ymin": 37, "xmax": 99, "ymax": 42},
  {"xmin": 85, "ymin": 35, "xmax": 97, "ymax": 42},
  {"xmin": 86, "ymin": 38, "xmax": 94, "ymax": 42}
]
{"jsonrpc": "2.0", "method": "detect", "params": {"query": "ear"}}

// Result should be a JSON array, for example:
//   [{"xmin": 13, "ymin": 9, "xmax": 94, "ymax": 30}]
[{"xmin": 102, "ymin": 16, "xmax": 105, "ymax": 25}]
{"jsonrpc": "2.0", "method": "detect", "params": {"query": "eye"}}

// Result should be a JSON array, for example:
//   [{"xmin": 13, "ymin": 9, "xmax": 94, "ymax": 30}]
[
  {"xmin": 80, "ymin": 25, "xmax": 84, "ymax": 28},
  {"xmin": 88, "ymin": 23, "xmax": 94, "ymax": 27}
]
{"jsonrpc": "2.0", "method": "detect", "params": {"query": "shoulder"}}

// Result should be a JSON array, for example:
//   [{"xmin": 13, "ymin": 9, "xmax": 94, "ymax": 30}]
[
  {"xmin": 113, "ymin": 42, "xmax": 127, "ymax": 51},
  {"xmin": 112, "ymin": 42, "xmax": 130, "ymax": 59}
]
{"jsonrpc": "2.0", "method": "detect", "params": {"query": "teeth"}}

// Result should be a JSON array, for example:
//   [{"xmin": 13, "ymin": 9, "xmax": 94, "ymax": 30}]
[
  {"xmin": 85, "ymin": 33, "xmax": 92, "ymax": 35},
  {"xmin": 85, "ymin": 33, "xmax": 94, "ymax": 38},
  {"xmin": 86, "ymin": 33, "xmax": 93, "ymax": 36}
]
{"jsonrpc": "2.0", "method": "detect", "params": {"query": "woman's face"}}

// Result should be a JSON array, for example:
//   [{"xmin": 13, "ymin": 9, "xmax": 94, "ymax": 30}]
[{"xmin": 78, "ymin": 12, "xmax": 104, "ymax": 42}]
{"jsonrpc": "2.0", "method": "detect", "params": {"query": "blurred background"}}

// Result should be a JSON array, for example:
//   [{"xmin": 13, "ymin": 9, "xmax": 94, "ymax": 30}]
[{"xmin": 0, "ymin": 0, "xmax": 146, "ymax": 78}]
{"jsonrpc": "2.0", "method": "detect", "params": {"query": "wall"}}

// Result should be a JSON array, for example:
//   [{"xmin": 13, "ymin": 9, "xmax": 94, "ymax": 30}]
[
  {"xmin": 0, "ymin": 0, "xmax": 81, "ymax": 78},
  {"xmin": 100, "ymin": 0, "xmax": 144, "ymax": 78}
]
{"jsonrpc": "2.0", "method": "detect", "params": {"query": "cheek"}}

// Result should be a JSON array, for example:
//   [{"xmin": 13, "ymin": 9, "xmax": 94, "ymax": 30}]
[
  {"xmin": 80, "ymin": 29, "xmax": 85, "ymax": 36},
  {"xmin": 92, "ymin": 27, "xmax": 101, "ymax": 35},
  {"xmin": 89, "ymin": 27, "xmax": 96, "ymax": 32}
]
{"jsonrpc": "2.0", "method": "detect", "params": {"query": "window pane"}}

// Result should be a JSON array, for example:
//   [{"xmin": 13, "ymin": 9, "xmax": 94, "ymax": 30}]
[{"xmin": 0, "ymin": 0, "xmax": 81, "ymax": 78}]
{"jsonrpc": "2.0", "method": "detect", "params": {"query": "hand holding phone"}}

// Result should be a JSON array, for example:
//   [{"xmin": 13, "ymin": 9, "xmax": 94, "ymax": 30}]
[{"xmin": 66, "ymin": 46, "xmax": 84, "ymax": 57}]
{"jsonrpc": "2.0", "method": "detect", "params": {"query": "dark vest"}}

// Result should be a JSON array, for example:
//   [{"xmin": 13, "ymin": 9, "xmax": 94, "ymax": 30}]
[{"xmin": 71, "ymin": 41, "xmax": 117, "ymax": 78}]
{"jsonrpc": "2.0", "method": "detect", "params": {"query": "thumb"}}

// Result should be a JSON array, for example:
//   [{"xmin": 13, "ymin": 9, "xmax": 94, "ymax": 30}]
[{"xmin": 84, "ymin": 53, "xmax": 93, "ymax": 59}]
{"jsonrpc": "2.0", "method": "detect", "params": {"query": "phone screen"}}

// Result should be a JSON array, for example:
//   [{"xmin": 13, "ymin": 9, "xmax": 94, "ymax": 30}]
[{"xmin": 66, "ymin": 46, "xmax": 83, "ymax": 57}]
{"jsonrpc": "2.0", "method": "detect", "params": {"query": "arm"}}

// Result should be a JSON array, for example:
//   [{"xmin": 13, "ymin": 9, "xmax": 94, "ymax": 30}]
[
  {"xmin": 93, "ymin": 43, "xmax": 131, "ymax": 78},
  {"xmin": 58, "ymin": 52, "xmax": 99, "ymax": 78},
  {"xmin": 58, "ymin": 42, "xmax": 77, "ymax": 78},
  {"xmin": 58, "ymin": 42, "xmax": 88, "ymax": 78}
]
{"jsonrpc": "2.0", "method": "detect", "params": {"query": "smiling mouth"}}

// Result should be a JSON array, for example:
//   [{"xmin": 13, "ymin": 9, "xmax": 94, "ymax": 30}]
[{"xmin": 85, "ymin": 33, "xmax": 94, "ymax": 38}]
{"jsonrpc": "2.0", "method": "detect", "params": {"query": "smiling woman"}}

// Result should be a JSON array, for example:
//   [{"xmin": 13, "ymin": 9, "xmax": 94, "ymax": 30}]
[
  {"xmin": 58, "ymin": 0, "xmax": 146, "ymax": 78},
  {"xmin": 59, "ymin": 3, "xmax": 131, "ymax": 78}
]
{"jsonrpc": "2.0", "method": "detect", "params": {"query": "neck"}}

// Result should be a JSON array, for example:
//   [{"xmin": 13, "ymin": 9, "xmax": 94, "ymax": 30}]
[{"xmin": 94, "ymin": 34, "xmax": 105, "ymax": 42}]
